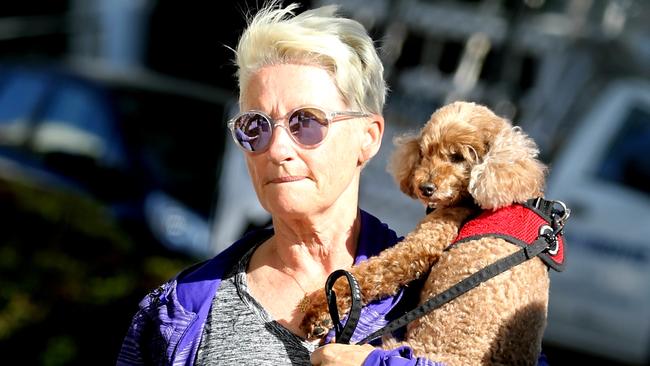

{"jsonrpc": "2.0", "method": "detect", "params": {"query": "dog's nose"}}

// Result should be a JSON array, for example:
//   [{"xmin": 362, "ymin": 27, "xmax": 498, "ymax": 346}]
[{"xmin": 419, "ymin": 183, "xmax": 436, "ymax": 197}]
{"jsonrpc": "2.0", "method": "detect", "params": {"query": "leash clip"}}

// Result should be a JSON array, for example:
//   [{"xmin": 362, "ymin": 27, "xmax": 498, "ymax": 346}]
[
  {"xmin": 537, "ymin": 200, "xmax": 570, "ymax": 256},
  {"xmin": 551, "ymin": 200, "xmax": 571, "ymax": 227}
]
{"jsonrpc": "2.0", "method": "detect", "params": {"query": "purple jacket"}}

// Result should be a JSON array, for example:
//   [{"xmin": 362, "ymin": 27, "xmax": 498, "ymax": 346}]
[{"xmin": 116, "ymin": 210, "xmax": 445, "ymax": 365}]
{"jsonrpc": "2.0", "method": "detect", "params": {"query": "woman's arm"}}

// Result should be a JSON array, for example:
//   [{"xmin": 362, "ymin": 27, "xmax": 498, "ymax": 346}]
[{"xmin": 116, "ymin": 308, "xmax": 149, "ymax": 365}]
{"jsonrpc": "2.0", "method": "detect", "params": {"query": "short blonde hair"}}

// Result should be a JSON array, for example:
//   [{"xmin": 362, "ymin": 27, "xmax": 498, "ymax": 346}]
[{"xmin": 234, "ymin": 2, "xmax": 386, "ymax": 114}]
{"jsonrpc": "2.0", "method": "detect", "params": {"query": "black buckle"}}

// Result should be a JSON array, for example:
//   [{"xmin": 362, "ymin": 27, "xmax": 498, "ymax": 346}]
[
  {"xmin": 535, "ymin": 199, "xmax": 570, "ymax": 255},
  {"xmin": 530, "ymin": 198, "xmax": 571, "ymax": 224}
]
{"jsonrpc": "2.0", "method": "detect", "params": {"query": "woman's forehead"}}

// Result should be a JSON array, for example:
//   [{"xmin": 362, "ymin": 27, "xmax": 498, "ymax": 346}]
[{"xmin": 240, "ymin": 64, "xmax": 345, "ymax": 111}]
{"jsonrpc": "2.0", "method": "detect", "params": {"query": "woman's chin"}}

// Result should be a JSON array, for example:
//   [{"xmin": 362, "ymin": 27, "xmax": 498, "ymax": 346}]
[{"xmin": 263, "ymin": 193, "xmax": 321, "ymax": 217}]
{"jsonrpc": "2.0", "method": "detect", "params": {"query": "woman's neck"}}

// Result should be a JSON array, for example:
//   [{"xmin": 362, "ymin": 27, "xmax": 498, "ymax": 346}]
[
  {"xmin": 245, "ymin": 205, "xmax": 361, "ymax": 334},
  {"xmin": 269, "ymin": 207, "xmax": 360, "ymax": 277}
]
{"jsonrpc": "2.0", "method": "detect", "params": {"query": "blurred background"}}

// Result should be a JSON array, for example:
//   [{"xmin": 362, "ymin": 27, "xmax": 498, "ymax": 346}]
[{"xmin": 0, "ymin": 0, "xmax": 648, "ymax": 365}]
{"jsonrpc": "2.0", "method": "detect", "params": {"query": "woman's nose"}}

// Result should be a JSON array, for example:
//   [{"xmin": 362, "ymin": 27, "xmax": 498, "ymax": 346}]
[{"xmin": 265, "ymin": 124, "xmax": 295, "ymax": 161}]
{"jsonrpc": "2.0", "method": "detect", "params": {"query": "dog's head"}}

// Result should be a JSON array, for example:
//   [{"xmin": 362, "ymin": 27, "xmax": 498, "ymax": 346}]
[{"xmin": 388, "ymin": 101, "xmax": 547, "ymax": 210}]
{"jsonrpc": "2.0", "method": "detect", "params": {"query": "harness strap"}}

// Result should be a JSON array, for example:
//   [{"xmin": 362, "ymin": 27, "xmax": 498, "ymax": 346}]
[
  {"xmin": 452, "ymin": 199, "xmax": 567, "ymax": 271},
  {"xmin": 356, "ymin": 236, "xmax": 549, "ymax": 345}
]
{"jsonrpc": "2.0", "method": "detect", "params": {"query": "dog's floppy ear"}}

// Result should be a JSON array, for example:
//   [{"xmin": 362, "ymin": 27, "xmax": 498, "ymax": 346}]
[
  {"xmin": 468, "ymin": 126, "xmax": 547, "ymax": 210},
  {"xmin": 388, "ymin": 133, "xmax": 421, "ymax": 199}
]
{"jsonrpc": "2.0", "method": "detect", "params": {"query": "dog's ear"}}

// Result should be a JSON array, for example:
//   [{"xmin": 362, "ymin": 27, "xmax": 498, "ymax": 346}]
[
  {"xmin": 388, "ymin": 134, "xmax": 421, "ymax": 199},
  {"xmin": 468, "ymin": 126, "xmax": 547, "ymax": 210}
]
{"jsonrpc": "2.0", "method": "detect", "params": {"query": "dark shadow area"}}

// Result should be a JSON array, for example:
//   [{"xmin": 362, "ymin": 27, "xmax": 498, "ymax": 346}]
[
  {"xmin": 0, "ymin": 177, "xmax": 194, "ymax": 365},
  {"xmin": 482, "ymin": 302, "xmax": 551, "ymax": 365}
]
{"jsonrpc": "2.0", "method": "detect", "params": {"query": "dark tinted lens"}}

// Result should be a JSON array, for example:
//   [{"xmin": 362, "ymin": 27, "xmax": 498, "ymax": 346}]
[
  {"xmin": 288, "ymin": 108, "xmax": 328, "ymax": 146},
  {"xmin": 233, "ymin": 113, "xmax": 272, "ymax": 152}
]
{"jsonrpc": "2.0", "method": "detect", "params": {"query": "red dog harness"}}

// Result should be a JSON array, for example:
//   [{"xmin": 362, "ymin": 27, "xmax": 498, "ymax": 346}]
[{"xmin": 452, "ymin": 199, "xmax": 566, "ymax": 271}]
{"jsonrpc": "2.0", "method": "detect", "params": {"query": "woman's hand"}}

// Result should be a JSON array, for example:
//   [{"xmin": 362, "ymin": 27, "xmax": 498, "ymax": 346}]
[{"xmin": 310, "ymin": 343, "xmax": 375, "ymax": 365}]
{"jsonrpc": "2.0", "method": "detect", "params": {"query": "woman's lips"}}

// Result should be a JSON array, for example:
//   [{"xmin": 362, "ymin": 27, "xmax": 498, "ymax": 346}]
[{"xmin": 269, "ymin": 176, "xmax": 306, "ymax": 184}]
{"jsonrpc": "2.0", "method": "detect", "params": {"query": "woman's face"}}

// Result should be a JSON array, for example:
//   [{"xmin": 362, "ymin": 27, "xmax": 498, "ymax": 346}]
[{"xmin": 240, "ymin": 63, "xmax": 372, "ymax": 219}]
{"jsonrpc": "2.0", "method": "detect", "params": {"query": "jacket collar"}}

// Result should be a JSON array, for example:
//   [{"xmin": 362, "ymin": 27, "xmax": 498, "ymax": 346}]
[
  {"xmin": 171, "ymin": 209, "xmax": 399, "ymax": 364},
  {"xmin": 176, "ymin": 209, "xmax": 398, "ymax": 310}
]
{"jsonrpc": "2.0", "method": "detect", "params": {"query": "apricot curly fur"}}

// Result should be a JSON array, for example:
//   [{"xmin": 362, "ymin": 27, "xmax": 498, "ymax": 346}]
[{"xmin": 300, "ymin": 101, "xmax": 550, "ymax": 365}]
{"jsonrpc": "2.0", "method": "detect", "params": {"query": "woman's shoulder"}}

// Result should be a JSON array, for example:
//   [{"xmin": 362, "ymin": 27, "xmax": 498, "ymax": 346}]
[
  {"xmin": 133, "ymin": 227, "xmax": 275, "ymax": 317},
  {"xmin": 177, "ymin": 228, "xmax": 274, "ymax": 281}
]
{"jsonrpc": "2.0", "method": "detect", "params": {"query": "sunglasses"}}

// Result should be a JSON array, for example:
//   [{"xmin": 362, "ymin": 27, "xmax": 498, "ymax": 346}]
[{"xmin": 227, "ymin": 106, "xmax": 370, "ymax": 153}]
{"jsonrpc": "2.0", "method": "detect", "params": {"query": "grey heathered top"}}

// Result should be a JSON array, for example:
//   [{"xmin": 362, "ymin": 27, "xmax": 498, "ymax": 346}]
[{"xmin": 195, "ymin": 246, "xmax": 319, "ymax": 365}]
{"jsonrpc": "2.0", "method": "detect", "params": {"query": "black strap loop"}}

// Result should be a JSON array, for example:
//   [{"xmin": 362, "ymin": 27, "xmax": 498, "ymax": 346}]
[{"xmin": 325, "ymin": 269, "xmax": 363, "ymax": 344}]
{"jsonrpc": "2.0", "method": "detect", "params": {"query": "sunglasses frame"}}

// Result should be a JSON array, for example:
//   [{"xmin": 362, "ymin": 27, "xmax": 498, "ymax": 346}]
[{"xmin": 227, "ymin": 105, "xmax": 370, "ymax": 153}]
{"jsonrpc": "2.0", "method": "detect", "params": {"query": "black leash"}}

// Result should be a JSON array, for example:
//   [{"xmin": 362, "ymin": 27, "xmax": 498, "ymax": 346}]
[
  {"xmin": 325, "ymin": 269, "xmax": 363, "ymax": 344},
  {"xmin": 356, "ymin": 235, "xmax": 550, "ymax": 345}
]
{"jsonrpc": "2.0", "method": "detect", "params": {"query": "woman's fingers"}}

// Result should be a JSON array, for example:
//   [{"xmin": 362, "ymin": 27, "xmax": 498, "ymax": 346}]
[{"xmin": 310, "ymin": 343, "xmax": 375, "ymax": 365}]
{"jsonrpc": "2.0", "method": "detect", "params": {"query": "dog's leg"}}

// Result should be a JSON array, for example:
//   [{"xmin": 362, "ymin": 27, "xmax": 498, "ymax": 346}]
[{"xmin": 300, "ymin": 206, "xmax": 472, "ymax": 339}]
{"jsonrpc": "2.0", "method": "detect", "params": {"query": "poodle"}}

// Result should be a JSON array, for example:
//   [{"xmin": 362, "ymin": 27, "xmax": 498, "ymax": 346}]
[{"xmin": 300, "ymin": 101, "xmax": 551, "ymax": 365}]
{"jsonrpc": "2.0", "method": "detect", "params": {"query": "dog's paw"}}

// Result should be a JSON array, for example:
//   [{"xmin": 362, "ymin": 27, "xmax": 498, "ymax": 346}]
[
  {"xmin": 301, "ymin": 314, "xmax": 332, "ymax": 341},
  {"xmin": 310, "ymin": 316, "xmax": 332, "ymax": 341},
  {"xmin": 300, "ymin": 290, "xmax": 333, "ymax": 340}
]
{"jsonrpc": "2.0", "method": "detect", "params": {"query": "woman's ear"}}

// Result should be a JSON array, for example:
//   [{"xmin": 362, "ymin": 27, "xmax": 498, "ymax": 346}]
[
  {"xmin": 359, "ymin": 114, "xmax": 384, "ymax": 165},
  {"xmin": 387, "ymin": 133, "xmax": 421, "ymax": 199}
]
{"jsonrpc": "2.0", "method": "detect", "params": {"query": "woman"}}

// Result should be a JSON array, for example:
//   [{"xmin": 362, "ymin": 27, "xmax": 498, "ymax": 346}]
[{"xmin": 118, "ymin": 3, "xmax": 446, "ymax": 365}]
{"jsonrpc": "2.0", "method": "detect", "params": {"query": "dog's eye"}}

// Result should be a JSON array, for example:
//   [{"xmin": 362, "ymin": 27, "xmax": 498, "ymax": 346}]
[{"xmin": 450, "ymin": 152, "xmax": 464, "ymax": 163}]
